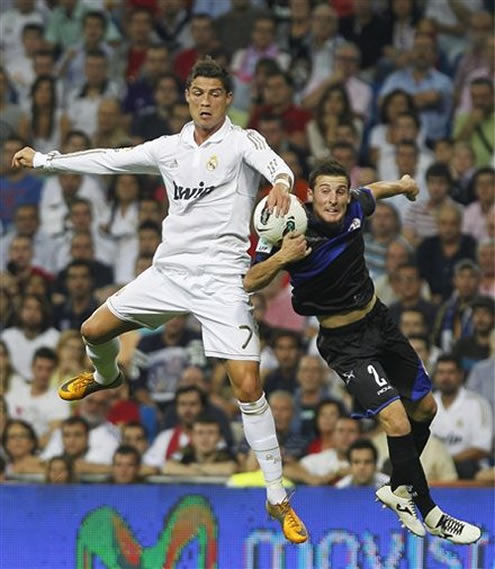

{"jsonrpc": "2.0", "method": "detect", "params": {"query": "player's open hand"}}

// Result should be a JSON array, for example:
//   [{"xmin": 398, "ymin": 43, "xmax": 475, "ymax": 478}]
[
  {"xmin": 279, "ymin": 231, "xmax": 311, "ymax": 264},
  {"xmin": 267, "ymin": 182, "xmax": 290, "ymax": 217},
  {"xmin": 11, "ymin": 147, "xmax": 36, "ymax": 169},
  {"xmin": 400, "ymin": 174, "xmax": 419, "ymax": 201}
]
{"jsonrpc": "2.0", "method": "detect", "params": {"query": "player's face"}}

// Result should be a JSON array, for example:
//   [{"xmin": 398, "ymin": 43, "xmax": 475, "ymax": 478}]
[
  {"xmin": 350, "ymin": 449, "xmax": 376, "ymax": 485},
  {"xmin": 186, "ymin": 77, "xmax": 232, "ymax": 135},
  {"xmin": 309, "ymin": 175, "xmax": 351, "ymax": 225}
]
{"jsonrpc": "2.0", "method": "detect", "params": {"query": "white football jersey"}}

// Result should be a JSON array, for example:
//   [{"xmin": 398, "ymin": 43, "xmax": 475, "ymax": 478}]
[{"xmin": 33, "ymin": 118, "xmax": 293, "ymax": 275}]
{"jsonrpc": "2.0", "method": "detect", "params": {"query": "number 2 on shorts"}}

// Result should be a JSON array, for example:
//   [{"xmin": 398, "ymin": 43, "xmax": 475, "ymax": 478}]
[{"xmin": 367, "ymin": 364, "xmax": 388, "ymax": 387}]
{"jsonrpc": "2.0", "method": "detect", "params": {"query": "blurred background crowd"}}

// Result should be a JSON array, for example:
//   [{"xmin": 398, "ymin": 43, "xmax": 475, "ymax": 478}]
[{"xmin": 0, "ymin": 0, "xmax": 494, "ymax": 488}]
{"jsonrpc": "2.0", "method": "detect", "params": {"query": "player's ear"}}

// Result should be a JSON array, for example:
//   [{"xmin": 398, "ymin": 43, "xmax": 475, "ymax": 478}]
[
  {"xmin": 185, "ymin": 89, "xmax": 190, "ymax": 103},
  {"xmin": 307, "ymin": 188, "xmax": 313, "ymax": 203}
]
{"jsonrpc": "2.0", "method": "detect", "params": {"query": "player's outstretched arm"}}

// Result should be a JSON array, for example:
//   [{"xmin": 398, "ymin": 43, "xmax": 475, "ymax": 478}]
[
  {"xmin": 12, "ymin": 140, "xmax": 162, "ymax": 176},
  {"xmin": 367, "ymin": 174, "xmax": 419, "ymax": 202},
  {"xmin": 243, "ymin": 232, "xmax": 311, "ymax": 293}
]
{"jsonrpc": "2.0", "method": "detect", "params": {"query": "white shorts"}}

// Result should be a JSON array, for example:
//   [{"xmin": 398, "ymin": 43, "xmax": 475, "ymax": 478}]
[{"xmin": 106, "ymin": 266, "xmax": 260, "ymax": 361}]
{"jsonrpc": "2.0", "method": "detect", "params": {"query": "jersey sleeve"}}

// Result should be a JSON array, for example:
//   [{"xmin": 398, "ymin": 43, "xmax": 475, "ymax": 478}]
[
  {"xmin": 252, "ymin": 237, "xmax": 277, "ymax": 265},
  {"xmin": 352, "ymin": 187, "xmax": 376, "ymax": 217},
  {"xmin": 32, "ymin": 138, "xmax": 163, "ymax": 175},
  {"xmin": 240, "ymin": 129, "xmax": 294, "ymax": 187}
]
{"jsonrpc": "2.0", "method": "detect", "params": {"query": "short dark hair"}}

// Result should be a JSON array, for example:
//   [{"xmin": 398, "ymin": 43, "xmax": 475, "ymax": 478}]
[
  {"xmin": 113, "ymin": 444, "xmax": 141, "ymax": 465},
  {"xmin": 435, "ymin": 353, "xmax": 462, "ymax": 371},
  {"xmin": 85, "ymin": 48, "xmax": 107, "ymax": 60},
  {"xmin": 473, "ymin": 167, "xmax": 495, "ymax": 187},
  {"xmin": 272, "ymin": 329, "xmax": 303, "ymax": 350},
  {"xmin": 380, "ymin": 89, "xmax": 415, "ymax": 124},
  {"xmin": 66, "ymin": 259, "xmax": 94, "ymax": 280},
  {"xmin": 308, "ymin": 160, "xmax": 350, "ymax": 190},
  {"xmin": 123, "ymin": 421, "xmax": 148, "ymax": 439},
  {"xmin": 397, "ymin": 111, "xmax": 421, "ymax": 130},
  {"xmin": 397, "ymin": 139, "xmax": 418, "ymax": 153},
  {"xmin": 425, "ymin": 162, "xmax": 452, "ymax": 184},
  {"xmin": 32, "ymin": 346, "xmax": 57, "ymax": 365},
  {"xmin": 83, "ymin": 10, "xmax": 107, "ymax": 28},
  {"xmin": 186, "ymin": 56, "xmax": 232, "ymax": 93},
  {"xmin": 347, "ymin": 438, "xmax": 378, "ymax": 463},
  {"xmin": 69, "ymin": 197, "xmax": 92, "ymax": 213},
  {"xmin": 22, "ymin": 23, "xmax": 44, "ymax": 36},
  {"xmin": 63, "ymin": 129, "xmax": 91, "ymax": 149},
  {"xmin": 175, "ymin": 385, "xmax": 207, "ymax": 408},
  {"xmin": 138, "ymin": 220, "xmax": 161, "ymax": 236},
  {"xmin": 193, "ymin": 412, "xmax": 221, "ymax": 429},
  {"xmin": 266, "ymin": 69, "xmax": 293, "ymax": 88},
  {"xmin": 408, "ymin": 334, "xmax": 431, "ymax": 351},
  {"xmin": 62, "ymin": 416, "xmax": 90, "ymax": 434},
  {"xmin": 471, "ymin": 77, "xmax": 493, "ymax": 90}
]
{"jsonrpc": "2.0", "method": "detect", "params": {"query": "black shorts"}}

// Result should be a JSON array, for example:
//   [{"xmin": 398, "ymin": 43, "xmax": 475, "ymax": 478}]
[{"xmin": 316, "ymin": 299, "xmax": 431, "ymax": 419}]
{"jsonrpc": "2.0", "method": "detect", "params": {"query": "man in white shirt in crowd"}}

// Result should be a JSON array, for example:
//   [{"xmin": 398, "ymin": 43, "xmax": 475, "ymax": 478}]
[
  {"xmin": 336, "ymin": 439, "xmax": 389, "ymax": 489},
  {"xmin": 431, "ymin": 354, "xmax": 493, "ymax": 479},
  {"xmin": 5, "ymin": 347, "xmax": 69, "ymax": 447},
  {"xmin": 13, "ymin": 57, "xmax": 307, "ymax": 542}
]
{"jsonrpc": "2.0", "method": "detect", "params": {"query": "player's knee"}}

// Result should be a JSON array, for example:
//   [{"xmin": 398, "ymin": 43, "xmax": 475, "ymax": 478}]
[
  {"xmin": 81, "ymin": 317, "xmax": 103, "ymax": 345},
  {"xmin": 234, "ymin": 373, "xmax": 262, "ymax": 402},
  {"xmin": 378, "ymin": 402, "xmax": 411, "ymax": 436},
  {"xmin": 420, "ymin": 395, "xmax": 437, "ymax": 421}
]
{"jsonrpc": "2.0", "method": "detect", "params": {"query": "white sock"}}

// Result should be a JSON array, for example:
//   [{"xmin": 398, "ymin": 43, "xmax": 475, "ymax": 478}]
[
  {"xmin": 85, "ymin": 339, "xmax": 120, "ymax": 385},
  {"xmin": 238, "ymin": 393, "xmax": 287, "ymax": 505}
]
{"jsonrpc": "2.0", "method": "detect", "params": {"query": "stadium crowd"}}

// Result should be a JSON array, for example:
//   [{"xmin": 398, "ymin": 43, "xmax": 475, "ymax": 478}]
[{"xmin": 0, "ymin": 0, "xmax": 494, "ymax": 488}]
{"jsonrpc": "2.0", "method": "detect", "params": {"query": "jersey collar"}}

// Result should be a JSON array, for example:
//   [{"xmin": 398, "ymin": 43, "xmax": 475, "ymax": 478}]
[{"xmin": 180, "ymin": 116, "xmax": 233, "ymax": 148}]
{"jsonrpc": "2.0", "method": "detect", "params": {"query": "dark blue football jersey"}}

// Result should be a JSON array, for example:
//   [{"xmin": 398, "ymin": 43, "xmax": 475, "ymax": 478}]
[{"xmin": 253, "ymin": 188, "xmax": 376, "ymax": 316}]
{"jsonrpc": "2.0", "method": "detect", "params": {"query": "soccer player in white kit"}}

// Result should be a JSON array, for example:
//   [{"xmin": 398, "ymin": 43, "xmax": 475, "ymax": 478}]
[{"xmin": 12, "ymin": 57, "xmax": 308, "ymax": 544}]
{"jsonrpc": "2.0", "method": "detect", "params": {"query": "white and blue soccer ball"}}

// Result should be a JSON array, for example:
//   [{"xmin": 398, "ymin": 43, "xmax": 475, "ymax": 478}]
[{"xmin": 253, "ymin": 194, "xmax": 308, "ymax": 245}]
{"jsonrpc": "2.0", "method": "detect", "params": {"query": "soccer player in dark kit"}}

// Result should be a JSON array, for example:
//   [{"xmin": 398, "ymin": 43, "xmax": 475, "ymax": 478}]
[{"xmin": 244, "ymin": 160, "xmax": 481, "ymax": 544}]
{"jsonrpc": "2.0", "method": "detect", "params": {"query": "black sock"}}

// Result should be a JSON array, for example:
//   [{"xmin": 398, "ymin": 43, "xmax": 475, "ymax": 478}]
[
  {"xmin": 387, "ymin": 434, "xmax": 436, "ymax": 518},
  {"xmin": 409, "ymin": 417, "xmax": 433, "ymax": 457}
]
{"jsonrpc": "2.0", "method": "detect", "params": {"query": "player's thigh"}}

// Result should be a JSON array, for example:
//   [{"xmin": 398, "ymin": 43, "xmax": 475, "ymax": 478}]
[
  {"xmin": 194, "ymin": 275, "xmax": 260, "ymax": 362},
  {"xmin": 105, "ymin": 266, "xmax": 189, "ymax": 331},
  {"xmin": 81, "ymin": 303, "xmax": 141, "ymax": 344},
  {"xmin": 403, "ymin": 391, "xmax": 438, "ymax": 422}
]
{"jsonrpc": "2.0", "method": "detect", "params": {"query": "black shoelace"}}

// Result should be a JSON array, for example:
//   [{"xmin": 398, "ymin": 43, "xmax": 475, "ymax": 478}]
[{"xmin": 437, "ymin": 514, "xmax": 465, "ymax": 536}]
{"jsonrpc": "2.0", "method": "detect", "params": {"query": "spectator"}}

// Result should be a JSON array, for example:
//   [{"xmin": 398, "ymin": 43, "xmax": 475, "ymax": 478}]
[
  {"xmin": 137, "ymin": 220, "xmax": 161, "ymax": 257},
  {"xmin": 0, "ymin": 0, "xmax": 44, "ymax": 62},
  {"xmin": 41, "ymin": 393, "xmax": 120, "ymax": 473},
  {"xmin": 452, "ymin": 295, "xmax": 494, "ymax": 375},
  {"xmin": 335, "ymin": 439, "xmax": 389, "ymax": 488},
  {"xmin": 5, "ymin": 347, "xmax": 68, "ymax": 446},
  {"xmin": 432, "ymin": 259, "xmax": 481, "ymax": 352},
  {"xmin": 173, "ymin": 14, "xmax": 218, "ymax": 84},
  {"xmin": 248, "ymin": 70, "xmax": 311, "ymax": 150},
  {"xmin": 110, "ymin": 444, "xmax": 142, "ymax": 484},
  {"xmin": 5, "ymin": 235, "xmax": 52, "ymax": 297},
  {"xmin": 163, "ymin": 414, "xmax": 237, "ymax": 477},
  {"xmin": 388, "ymin": 263, "xmax": 436, "ymax": 332},
  {"xmin": 122, "ymin": 8, "xmax": 156, "ymax": 84},
  {"xmin": 374, "ymin": 239, "xmax": 412, "ymax": 306},
  {"xmin": 0, "ymin": 67, "xmax": 25, "ymax": 146},
  {"xmin": 449, "ymin": 141, "xmax": 476, "ymax": 205},
  {"xmin": 62, "ymin": 49, "xmax": 120, "ymax": 139},
  {"xmin": 380, "ymin": 34, "xmax": 453, "ymax": 142},
  {"xmin": 134, "ymin": 316, "xmax": 204, "ymax": 411},
  {"xmin": 264, "ymin": 330, "xmax": 302, "ymax": 396},
  {"xmin": 231, "ymin": 14, "xmax": 289, "ymax": 113},
  {"xmin": 399, "ymin": 308, "xmax": 429, "ymax": 338},
  {"xmin": 51, "ymin": 330, "xmax": 86, "ymax": 388},
  {"xmin": 132, "ymin": 73, "xmax": 180, "ymax": 141},
  {"xmin": 403, "ymin": 163, "xmax": 456, "ymax": 246},
  {"xmin": 291, "ymin": 417, "xmax": 360, "ymax": 485},
  {"xmin": 454, "ymin": 79, "xmax": 494, "ymax": 168},
  {"xmin": 408, "ymin": 334, "xmax": 441, "ymax": 376},
  {"xmin": 0, "ymin": 136, "xmax": 43, "ymax": 230},
  {"xmin": 52, "ymin": 260, "xmax": 99, "ymax": 332},
  {"xmin": 467, "ymin": 328, "xmax": 495, "ymax": 414},
  {"xmin": 338, "ymin": 0, "xmax": 390, "ymax": 72},
  {"xmin": 214, "ymin": 0, "xmax": 265, "ymax": 57},
  {"xmin": 123, "ymin": 43, "xmax": 171, "ymax": 118},
  {"xmin": 0, "ymin": 273, "xmax": 19, "ymax": 332},
  {"xmin": 2, "ymin": 418, "xmax": 43, "ymax": 476},
  {"xmin": 122, "ymin": 421, "xmax": 150, "ymax": 454},
  {"xmin": 241, "ymin": 391, "xmax": 308, "ymax": 473},
  {"xmin": 431, "ymin": 354, "xmax": 493, "ymax": 479},
  {"xmin": 45, "ymin": 455, "xmax": 74, "ymax": 484},
  {"xmin": 1, "ymin": 294, "xmax": 59, "ymax": 380},
  {"xmin": 306, "ymin": 399, "xmax": 344, "ymax": 454},
  {"xmin": 143, "ymin": 385, "xmax": 206, "ymax": 471},
  {"xmin": 292, "ymin": 355, "xmax": 331, "ymax": 438},
  {"xmin": 417, "ymin": 203, "xmax": 477, "ymax": 302},
  {"xmin": 5, "ymin": 23, "xmax": 43, "ymax": 101},
  {"xmin": 154, "ymin": 0, "xmax": 192, "ymax": 53},
  {"xmin": 39, "ymin": 172, "xmax": 107, "ymax": 239},
  {"xmin": 477, "ymin": 239, "xmax": 495, "ymax": 299},
  {"xmin": 93, "ymin": 98, "xmax": 132, "ymax": 149},
  {"xmin": 0, "ymin": 340, "xmax": 25, "ymax": 401},
  {"xmin": 0, "ymin": 204, "xmax": 56, "ymax": 274},
  {"xmin": 364, "ymin": 202, "xmax": 401, "ymax": 280},
  {"xmin": 462, "ymin": 167, "xmax": 495, "ymax": 242}
]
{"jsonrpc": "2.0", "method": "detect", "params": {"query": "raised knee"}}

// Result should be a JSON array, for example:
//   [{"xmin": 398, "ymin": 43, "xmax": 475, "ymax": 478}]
[
  {"xmin": 423, "ymin": 397, "xmax": 437, "ymax": 421},
  {"xmin": 235, "ymin": 374, "xmax": 262, "ymax": 402},
  {"xmin": 379, "ymin": 402, "xmax": 411, "ymax": 436},
  {"xmin": 81, "ymin": 317, "xmax": 102, "ymax": 345}
]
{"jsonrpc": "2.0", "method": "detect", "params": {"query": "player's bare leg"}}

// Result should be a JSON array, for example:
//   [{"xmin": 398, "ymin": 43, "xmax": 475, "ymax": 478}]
[
  {"xmin": 403, "ymin": 393, "xmax": 482, "ymax": 544},
  {"xmin": 58, "ymin": 304, "xmax": 140, "ymax": 401},
  {"xmin": 225, "ymin": 359, "xmax": 308, "ymax": 544}
]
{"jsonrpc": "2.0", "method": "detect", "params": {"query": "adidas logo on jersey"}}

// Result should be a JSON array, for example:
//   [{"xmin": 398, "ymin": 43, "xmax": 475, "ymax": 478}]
[
  {"xmin": 173, "ymin": 180, "xmax": 216, "ymax": 200},
  {"xmin": 348, "ymin": 218, "xmax": 361, "ymax": 232}
]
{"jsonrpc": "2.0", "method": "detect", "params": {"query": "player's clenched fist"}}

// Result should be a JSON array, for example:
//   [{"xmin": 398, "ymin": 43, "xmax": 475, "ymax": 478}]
[
  {"xmin": 400, "ymin": 174, "xmax": 419, "ymax": 202},
  {"xmin": 11, "ymin": 146, "xmax": 36, "ymax": 169},
  {"xmin": 278, "ymin": 231, "xmax": 311, "ymax": 263}
]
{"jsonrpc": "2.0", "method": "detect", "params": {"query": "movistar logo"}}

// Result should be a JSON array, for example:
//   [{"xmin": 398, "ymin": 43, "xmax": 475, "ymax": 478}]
[{"xmin": 173, "ymin": 180, "xmax": 216, "ymax": 200}]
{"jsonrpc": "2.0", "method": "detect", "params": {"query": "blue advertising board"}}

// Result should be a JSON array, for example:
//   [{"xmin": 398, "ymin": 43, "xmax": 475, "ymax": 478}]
[{"xmin": 0, "ymin": 485, "xmax": 493, "ymax": 568}]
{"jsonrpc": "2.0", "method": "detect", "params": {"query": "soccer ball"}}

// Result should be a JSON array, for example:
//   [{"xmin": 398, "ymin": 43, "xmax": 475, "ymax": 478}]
[{"xmin": 253, "ymin": 194, "xmax": 308, "ymax": 245}]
